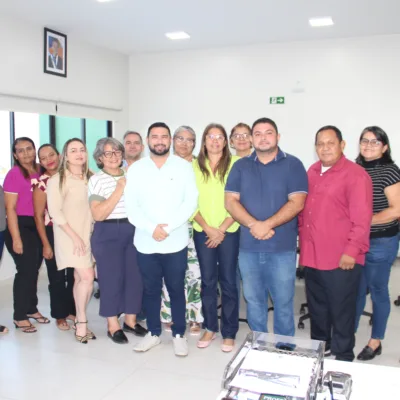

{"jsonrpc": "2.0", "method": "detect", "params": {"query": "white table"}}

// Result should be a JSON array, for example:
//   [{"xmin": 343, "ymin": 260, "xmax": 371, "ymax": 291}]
[{"xmin": 217, "ymin": 359, "xmax": 400, "ymax": 399}]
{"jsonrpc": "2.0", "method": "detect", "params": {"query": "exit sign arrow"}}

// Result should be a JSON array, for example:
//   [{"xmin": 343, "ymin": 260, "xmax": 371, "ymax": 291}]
[{"xmin": 270, "ymin": 96, "xmax": 285, "ymax": 105}]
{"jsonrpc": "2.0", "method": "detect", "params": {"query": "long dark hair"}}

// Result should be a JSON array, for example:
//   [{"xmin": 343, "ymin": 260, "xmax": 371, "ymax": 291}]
[
  {"xmin": 356, "ymin": 126, "xmax": 394, "ymax": 165},
  {"xmin": 197, "ymin": 123, "xmax": 231, "ymax": 183},
  {"xmin": 12, "ymin": 137, "xmax": 38, "ymax": 179},
  {"xmin": 59, "ymin": 138, "xmax": 92, "ymax": 191},
  {"xmin": 38, "ymin": 144, "xmax": 60, "ymax": 175}
]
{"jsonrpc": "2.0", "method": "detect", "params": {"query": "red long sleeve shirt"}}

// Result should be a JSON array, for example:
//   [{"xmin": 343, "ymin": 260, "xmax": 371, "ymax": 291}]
[{"xmin": 299, "ymin": 156, "xmax": 373, "ymax": 270}]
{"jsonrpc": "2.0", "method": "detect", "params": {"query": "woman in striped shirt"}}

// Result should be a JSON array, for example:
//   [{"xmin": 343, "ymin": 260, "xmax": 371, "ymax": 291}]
[
  {"xmin": 355, "ymin": 126, "xmax": 400, "ymax": 361},
  {"xmin": 89, "ymin": 138, "xmax": 147, "ymax": 344}
]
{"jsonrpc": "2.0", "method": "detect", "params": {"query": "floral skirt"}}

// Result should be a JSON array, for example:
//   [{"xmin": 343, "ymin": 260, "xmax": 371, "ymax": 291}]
[{"xmin": 160, "ymin": 227, "xmax": 203, "ymax": 323}]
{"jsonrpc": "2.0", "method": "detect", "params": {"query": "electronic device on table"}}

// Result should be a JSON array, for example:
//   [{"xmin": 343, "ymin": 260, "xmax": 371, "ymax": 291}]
[{"xmin": 220, "ymin": 332, "xmax": 352, "ymax": 400}]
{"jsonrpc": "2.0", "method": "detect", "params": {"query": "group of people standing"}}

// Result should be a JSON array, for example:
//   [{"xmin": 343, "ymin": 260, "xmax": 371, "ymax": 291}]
[{"xmin": 0, "ymin": 118, "xmax": 399, "ymax": 363}]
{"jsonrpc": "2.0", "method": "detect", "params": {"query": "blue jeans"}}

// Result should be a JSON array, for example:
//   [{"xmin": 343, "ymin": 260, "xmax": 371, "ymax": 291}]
[
  {"xmin": 355, "ymin": 235, "xmax": 399, "ymax": 339},
  {"xmin": 193, "ymin": 230, "xmax": 239, "ymax": 339},
  {"xmin": 239, "ymin": 251, "xmax": 296, "ymax": 335},
  {"xmin": 137, "ymin": 247, "xmax": 188, "ymax": 337}
]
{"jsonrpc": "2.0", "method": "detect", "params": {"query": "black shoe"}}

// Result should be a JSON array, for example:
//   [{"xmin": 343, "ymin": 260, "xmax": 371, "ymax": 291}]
[
  {"xmin": 123, "ymin": 322, "xmax": 148, "ymax": 337},
  {"xmin": 357, "ymin": 343, "xmax": 382, "ymax": 361},
  {"xmin": 107, "ymin": 329, "xmax": 128, "ymax": 344}
]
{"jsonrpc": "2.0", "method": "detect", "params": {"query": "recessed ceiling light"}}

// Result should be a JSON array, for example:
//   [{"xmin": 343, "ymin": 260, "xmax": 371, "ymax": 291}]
[
  {"xmin": 165, "ymin": 31, "xmax": 190, "ymax": 40},
  {"xmin": 309, "ymin": 17, "xmax": 334, "ymax": 27},
  {"xmin": 97, "ymin": 0, "xmax": 114, "ymax": 3}
]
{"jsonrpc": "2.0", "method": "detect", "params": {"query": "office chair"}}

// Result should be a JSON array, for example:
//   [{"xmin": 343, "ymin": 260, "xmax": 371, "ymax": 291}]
[{"xmin": 296, "ymin": 266, "xmax": 373, "ymax": 329}]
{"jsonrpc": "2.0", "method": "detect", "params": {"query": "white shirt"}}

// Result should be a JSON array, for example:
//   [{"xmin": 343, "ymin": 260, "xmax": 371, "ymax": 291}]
[
  {"xmin": 125, "ymin": 154, "xmax": 198, "ymax": 254},
  {"xmin": 88, "ymin": 170, "xmax": 127, "ymax": 219}
]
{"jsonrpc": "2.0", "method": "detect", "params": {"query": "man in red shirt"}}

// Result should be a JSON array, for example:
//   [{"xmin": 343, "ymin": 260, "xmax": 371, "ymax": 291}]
[{"xmin": 299, "ymin": 125, "xmax": 373, "ymax": 362}]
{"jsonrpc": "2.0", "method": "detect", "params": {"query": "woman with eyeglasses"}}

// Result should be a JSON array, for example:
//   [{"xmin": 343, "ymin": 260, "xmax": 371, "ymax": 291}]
[
  {"xmin": 193, "ymin": 123, "xmax": 240, "ymax": 352},
  {"xmin": 354, "ymin": 126, "xmax": 400, "ymax": 361},
  {"xmin": 89, "ymin": 138, "xmax": 147, "ymax": 344},
  {"xmin": 32, "ymin": 144, "xmax": 76, "ymax": 330},
  {"xmin": 160, "ymin": 126, "xmax": 204, "ymax": 335},
  {"xmin": 47, "ymin": 138, "xmax": 95, "ymax": 344},
  {"xmin": 4, "ymin": 137, "xmax": 48, "ymax": 333},
  {"xmin": 230, "ymin": 123, "xmax": 252, "ymax": 158}
]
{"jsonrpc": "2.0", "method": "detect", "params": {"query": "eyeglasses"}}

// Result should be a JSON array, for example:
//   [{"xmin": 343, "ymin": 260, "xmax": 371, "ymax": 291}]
[
  {"xmin": 206, "ymin": 134, "xmax": 225, "ymax": 141},
  {"xmin": 175, "ymin": 136, "xmax": 195, "ymax": 145},
  {"xmin": 360, "ymin": 138, "xmax": 382, "ymax": 147},
  {"xmin": 103, "ymin": 150, "xmax": 123, "ymax": 158},
  {"xmin": 232, "ymin": 133, "xmax": 250, "ymax": 140}
]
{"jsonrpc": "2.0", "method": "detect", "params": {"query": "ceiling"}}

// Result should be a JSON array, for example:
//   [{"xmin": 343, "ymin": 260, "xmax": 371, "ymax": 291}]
[{"xmin": 1, "ymin": 0, "xmax": 400, "ymax": 55}]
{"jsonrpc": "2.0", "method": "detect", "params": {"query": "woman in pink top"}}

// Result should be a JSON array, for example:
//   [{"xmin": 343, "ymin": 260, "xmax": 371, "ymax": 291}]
[{"xmin": 4, "ymin": 137, "xmax": 49, "ymax": 333}]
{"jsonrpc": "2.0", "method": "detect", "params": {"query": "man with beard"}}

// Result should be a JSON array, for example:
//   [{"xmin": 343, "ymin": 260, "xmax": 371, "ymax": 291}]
[
  {"xmin": 125, "ymin": 122, "xmax": 198, "ymax": 356},
  {"xmin": 225, "ymin": 117, "xmax": 308, "ymax": 335}
]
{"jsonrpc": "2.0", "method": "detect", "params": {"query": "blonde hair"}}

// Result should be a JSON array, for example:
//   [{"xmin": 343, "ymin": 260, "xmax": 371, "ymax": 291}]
[{"xmin": 58, "ymin": 138, "xmax": 92, "ymax": 190}]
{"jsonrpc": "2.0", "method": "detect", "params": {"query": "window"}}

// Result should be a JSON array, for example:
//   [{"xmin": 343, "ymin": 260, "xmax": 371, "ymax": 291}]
[
  {"xmin": 55, "ymin": 116, "xmax": 83, "ymax": 153},
  {"xmin": 85, "ymin": 118, "xmax": 108, "ymax": 172},
  {"xmin": 0, "ymin": 110, "xmax": 111, "ymax": 181},
  {"xmin": 14, "ymin": 112, "xmax": 41, "ymax": 151}
]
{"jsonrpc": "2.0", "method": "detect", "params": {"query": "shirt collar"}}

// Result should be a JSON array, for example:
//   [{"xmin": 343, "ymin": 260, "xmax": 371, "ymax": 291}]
[
  {"xmin": 251, "ymin": 147, "xmax": 287, "ymax": 163},
  {"xmin": 312, "ymin": 155, "xmax": 347, "ymax": 173}
]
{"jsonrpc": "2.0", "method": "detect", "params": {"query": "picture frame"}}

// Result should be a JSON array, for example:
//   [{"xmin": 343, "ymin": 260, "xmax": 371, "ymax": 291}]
[{"xmin": 44, "ymin": 27, "xmax": 67, "ymax": 78}]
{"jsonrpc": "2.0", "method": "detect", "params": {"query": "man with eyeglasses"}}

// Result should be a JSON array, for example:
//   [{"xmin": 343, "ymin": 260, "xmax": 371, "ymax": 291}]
[
  {"xmin": 299, "ymin": 125, "xmax": 373, "ymax": 362},
  {"xmin": 125, "ymin": 122, "xmax": 198, "ymax": 357},
  {"xmin": 225, "ymin": 117, "xmax": 308, "ymax": 337}
]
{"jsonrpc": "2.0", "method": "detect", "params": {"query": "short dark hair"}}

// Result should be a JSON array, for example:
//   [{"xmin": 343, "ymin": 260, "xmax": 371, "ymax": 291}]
[
  {"xmin": 123, "ymin": 130, "xmax": 142, "ymax": 143},
  {"xmin": 315, "ymin": 125, "xmax": 343, "ymax": 144},
  {"xmin": 356, "ymin": 126, "xmax": 394, "ymax": 165},
  {"xmin": 147, "ymin": 122, "xmax": 171, "ymax": 137},
  {"xmin": 251, "ymin": 118, "xmax": 278, "ymax": 134}
]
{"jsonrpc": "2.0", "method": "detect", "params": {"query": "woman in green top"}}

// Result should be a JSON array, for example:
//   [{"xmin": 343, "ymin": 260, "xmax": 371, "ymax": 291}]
[{"xmin": 193, "ymin": 123, "xmax": 240, "ymax": 353}]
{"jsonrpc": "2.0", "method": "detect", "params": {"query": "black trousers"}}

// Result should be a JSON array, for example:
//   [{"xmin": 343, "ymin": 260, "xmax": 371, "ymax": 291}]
[
  {"xmin": 5, "ymin": 216, "xmax": 43, "ymax": 321},
  {"xmin": 304, "ymin": 265, "xmax": 362, "ymax": 362},
  {"xmin": 44, "ymin": 225, "xmax": 76, "ymax": 319}
]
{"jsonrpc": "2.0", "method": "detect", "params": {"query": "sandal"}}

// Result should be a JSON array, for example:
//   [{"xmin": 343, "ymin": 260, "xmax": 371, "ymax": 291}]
[
  {"xmin": 27, "ymin": 314, "xmax": 50, "ymax": 324},
  {"xmin": 73, "ymin": 321, "xmax": 96, "ymax": 340},
  {"xmin": 0, "ymin": 325, "xmax": 9, "ymax": 334},
  {"xmin": 13, "ymin": 320, "xmax": 37, "ymax": 333},
  {"xmin": 56, "ymin": 319, "xmax": 70, "ymax": 331},
  {"xmin": 189, "ymin": 322, "xmax": 201, "ymax": 336},
  {"xmin": 74, "ymin": 321, "xmax": 88, "ymax": 344}
]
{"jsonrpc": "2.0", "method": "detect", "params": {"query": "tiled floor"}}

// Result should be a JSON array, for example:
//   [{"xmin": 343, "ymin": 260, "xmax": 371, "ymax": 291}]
[{"xmin": 0, "ymin": 261, "xmax": 400, "ymax": 400}]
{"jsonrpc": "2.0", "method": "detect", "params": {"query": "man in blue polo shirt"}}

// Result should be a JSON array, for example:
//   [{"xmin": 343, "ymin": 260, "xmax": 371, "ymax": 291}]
[{"xmin": 225, "ymin": 117, "xmax": 308, "ymax": 336}]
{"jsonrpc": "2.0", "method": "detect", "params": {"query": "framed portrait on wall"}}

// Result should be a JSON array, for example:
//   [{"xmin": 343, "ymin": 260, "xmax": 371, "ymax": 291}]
[{"xmin": 44, "ymin": 27, "xmax": 67, "ymax": 78}]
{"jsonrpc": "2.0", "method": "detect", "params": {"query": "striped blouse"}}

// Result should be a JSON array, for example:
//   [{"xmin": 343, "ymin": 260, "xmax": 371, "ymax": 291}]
[{"xmin": 361, "ymin": 159, "xmax": 400, "ymax": 238}]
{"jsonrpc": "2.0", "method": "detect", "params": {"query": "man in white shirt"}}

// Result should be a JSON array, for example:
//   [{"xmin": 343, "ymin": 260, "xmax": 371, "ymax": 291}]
[{"xmin": 125, "ymin": 122, "xmax": 198, "ymax": 356}]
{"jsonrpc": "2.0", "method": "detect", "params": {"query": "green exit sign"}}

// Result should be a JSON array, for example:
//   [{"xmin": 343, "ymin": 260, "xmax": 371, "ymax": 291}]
[{"xmin": 270, "ymin": 96, "xmax": 285, "ymax": 104}]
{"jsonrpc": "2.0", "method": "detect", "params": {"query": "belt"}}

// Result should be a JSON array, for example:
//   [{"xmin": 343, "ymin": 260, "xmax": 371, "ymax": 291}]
[{"xmin": 101, "ymin": 218, "xmax": 129, "ymax": 223}]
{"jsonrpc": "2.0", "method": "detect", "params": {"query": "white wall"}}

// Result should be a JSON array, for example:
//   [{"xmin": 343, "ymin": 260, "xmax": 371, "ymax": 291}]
[
  {"xmin": 0, "ymin": 14, "xmax": 130, "ymax": 280},
  {"xmin": 129, "ymin": 34, "xmax": 400, "ymax": 167},
  {"xmin": 0, "ymin": 13, "xmax": 129, "ymax": 138}
]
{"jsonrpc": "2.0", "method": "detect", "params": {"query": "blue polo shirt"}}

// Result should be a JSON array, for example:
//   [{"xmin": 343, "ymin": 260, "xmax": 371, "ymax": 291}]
[{"xmin": 225, "ymin": 149, "xmax": 308, "ymax": 253}]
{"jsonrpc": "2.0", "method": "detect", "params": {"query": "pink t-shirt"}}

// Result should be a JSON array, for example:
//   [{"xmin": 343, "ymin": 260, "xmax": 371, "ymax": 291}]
[{"xmin": 3, "ymin": 166, "xmax": 40, "ymax": 216}]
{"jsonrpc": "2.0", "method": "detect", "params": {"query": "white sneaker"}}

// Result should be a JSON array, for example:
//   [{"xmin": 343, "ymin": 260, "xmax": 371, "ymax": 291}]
[
  {"xmin": 133, "ymin": 332, "xmax": 161, "ymax": 352},
  {"xmin": 173, "ymin": 334, "xmax": 189, "ymax": 357}
]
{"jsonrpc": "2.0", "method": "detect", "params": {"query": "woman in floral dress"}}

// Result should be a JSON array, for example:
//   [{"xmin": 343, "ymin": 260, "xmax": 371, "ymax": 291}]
[{"xmin": 160, "ymin": 126, "xmax": 203, "ymax": 334}]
